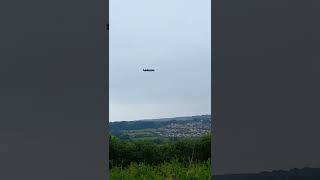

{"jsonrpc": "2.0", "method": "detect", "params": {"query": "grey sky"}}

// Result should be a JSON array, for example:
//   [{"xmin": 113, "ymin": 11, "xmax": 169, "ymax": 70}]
[{"xmin": 110, "ymin": 0, "xmax": 211, "ymax": 121}]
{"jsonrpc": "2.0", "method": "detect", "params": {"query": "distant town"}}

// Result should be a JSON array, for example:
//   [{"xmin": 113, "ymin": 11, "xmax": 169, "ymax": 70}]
[
  {"xmin": 109, "ymin": 115, "xmax": 211, "ymax": 140},
  {"xmin": 156, "ymin": 120, "xmax": 210, "ymax": 138}
]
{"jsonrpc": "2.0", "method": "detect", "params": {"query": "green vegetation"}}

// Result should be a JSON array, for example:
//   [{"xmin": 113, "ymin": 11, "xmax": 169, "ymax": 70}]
[
  {"xmin": 110, "ymin": 160, "xmax": 211, "ymax": 180},
  {"xmin": 109, "ymin": 134, "xmax": 212, "ymax": 180}
]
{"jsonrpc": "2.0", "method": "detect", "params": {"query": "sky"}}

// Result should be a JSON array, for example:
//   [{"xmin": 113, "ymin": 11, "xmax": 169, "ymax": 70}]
[{"xmin": 109, "ymin": 0, "xmax": 211, "ymax": 121}]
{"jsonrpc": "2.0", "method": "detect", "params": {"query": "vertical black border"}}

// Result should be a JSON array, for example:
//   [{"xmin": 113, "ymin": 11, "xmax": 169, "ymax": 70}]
[
  {"xmin": 106, "ymin": 0, "xmax": 109, "ymax": 177},
  {"xmin": 211, "ymin": 0, "xmax": 217, "ymax": 177},
  {"xmin": 0, "ymin": 0, "xmax": 109, "ymax": 178}
]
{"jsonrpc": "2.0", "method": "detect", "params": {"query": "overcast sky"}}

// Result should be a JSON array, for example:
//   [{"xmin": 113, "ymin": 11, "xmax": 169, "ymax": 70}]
[{"xmin": 110, "ymin": 0, "xmax": 211, "ymax": 121}]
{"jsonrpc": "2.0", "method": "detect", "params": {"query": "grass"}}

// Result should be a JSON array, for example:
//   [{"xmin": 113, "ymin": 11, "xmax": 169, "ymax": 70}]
[{"xmin": 110, "ymin": 160, "xmax": 211, "ymax": 180}]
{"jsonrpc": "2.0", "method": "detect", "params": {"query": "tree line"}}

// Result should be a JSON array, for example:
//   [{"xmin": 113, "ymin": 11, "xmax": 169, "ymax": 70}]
[{"xmin": 109, "ymin": 134, "xmax": 211, "ymax": 168}]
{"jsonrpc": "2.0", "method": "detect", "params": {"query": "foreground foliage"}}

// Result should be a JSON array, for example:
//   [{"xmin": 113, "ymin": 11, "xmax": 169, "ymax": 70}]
[
  {"xmin": 110, "ymin": 160, "xmax": 211, "ymax": 180},
  {"xmin": 109, "ymin": 134, "xmax": 212, "ymax": 179},
  {"xmin": 110, "ymin": 134, "xmax": 211, "ymax": 168}
]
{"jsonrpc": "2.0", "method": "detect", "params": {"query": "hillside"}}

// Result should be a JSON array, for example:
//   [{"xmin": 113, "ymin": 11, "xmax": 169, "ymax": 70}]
[{"xmin": 109, "ymin": 115, "xmax": 211, "ymax": 141}]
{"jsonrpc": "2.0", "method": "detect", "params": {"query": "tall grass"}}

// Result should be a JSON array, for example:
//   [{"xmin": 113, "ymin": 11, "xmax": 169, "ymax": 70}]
[{"xmin": 110, "ymin": 159, "xmax": 211, "ymax": 180}]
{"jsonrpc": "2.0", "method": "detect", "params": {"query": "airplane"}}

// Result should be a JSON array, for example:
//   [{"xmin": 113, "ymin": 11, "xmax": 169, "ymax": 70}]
[{"xmin": 143, "ymin": 68, "xmax": 155, "ymax": 72}]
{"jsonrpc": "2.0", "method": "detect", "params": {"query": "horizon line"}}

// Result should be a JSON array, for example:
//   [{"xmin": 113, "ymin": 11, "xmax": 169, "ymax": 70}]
[{"xmin": 109, "ymin": 113, "xmax": 211, "ymax": 123}]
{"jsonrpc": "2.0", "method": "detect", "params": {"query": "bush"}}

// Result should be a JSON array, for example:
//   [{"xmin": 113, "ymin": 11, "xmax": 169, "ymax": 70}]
[
  {"xmin": 110, "ymin": 159, "xmax": 211, "ymax": 180},
  {"xmin": 109, "ymin": 134, "xmax": 211, "ymax": 168}
]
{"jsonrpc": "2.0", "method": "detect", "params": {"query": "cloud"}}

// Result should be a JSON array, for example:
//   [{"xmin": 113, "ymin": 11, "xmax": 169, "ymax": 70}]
[{"xmin": 110, "ymin": 0, "xmax": 211, "ymax": 121}]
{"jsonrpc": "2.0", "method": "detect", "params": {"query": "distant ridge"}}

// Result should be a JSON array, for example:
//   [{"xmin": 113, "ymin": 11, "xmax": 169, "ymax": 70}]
[
  {"xmin": 109, "ymin": 115, "xmax": 211, "ymax": 140},
  {"xmin": 110, "ymin": 114, "xmax": 211, "ymax": 123}
]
